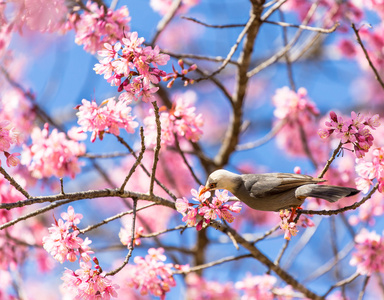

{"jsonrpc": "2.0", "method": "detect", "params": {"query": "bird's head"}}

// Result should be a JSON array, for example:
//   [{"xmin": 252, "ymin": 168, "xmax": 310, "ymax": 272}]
[{"xmin": 199, "ymin": 169, "xmax": 240, "ymax": 196}]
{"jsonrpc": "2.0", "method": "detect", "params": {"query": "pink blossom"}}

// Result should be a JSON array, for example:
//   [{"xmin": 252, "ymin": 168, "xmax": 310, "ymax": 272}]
[
  {"xmin": 235, "ymin": 274, "xmax": 277, "ymax": 300},
  {"xmin": 68, "ymin": 1, "xmax": 131, "ymax": 54},
  {"xmin": 42, "ymin": 206, "xmax": 94, "ymax": 264},
  {"xmin": 150, "ymin": 0, "xmax": 200, "ymax": 15},
  {"xmin": 21, "ymin": 123, "xmax": 85, "ymax": 179},
  {"xmin": 185, "ymin": 273, "xmax": 239, "ymax": 300},
  {"xmin": 350, "ymin": 229, "xmax": 384, "ymax": 275},
  {"xmin": 279, "ymin": 209, "xmax": 299, "ymax": 240},
  {"xmin": 23, "ymin": 0, "xmax": 68, "ymax": 32},
  {"xmin": 176, "ymin": 187, "xmax": 242, "ymax": 231},
  {"xmin": 4, "ymin": 152, "xmax": 20, "ymax": 167},
  {"xmin": 125, "ymin": 248, "xmax": 183, "ymax": 299},
  {"xmin": 61, "ymin": 261, "xmax": 119, "ymax": 299},
  {"xmin": 272, "ymin": 87, "xmax": 328, "ymax": 160},
  {"xmin": 319, "ymin": 111, "xmax": 379, "ymax": 158},
  {"xmin": 355, "ymin": 147, "xmax": 384, "ymax": 193},
  {"xmin": 94, "ymin": 32, "xmax": 169, "ymax": 101},
  {"xmin": 76, "ymin": 97, "xmax": 138, "ymax": 142},
  {"xmin": 144, "ymin": 91, "xmax": 204, "ymax": 147},
  {"xmin": 119, "ymin": 225, "xmax": 144, "ymax": 247}
]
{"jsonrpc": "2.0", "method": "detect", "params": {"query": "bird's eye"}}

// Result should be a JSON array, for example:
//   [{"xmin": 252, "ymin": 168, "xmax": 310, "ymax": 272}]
[{"xmin": 209, "ymin": 183, "xmax": 216, "ymax": 189}]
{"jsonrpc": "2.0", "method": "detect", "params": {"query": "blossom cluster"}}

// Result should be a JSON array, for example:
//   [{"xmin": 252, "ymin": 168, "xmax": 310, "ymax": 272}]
[
  {"xmin": 163, "ymin": 59, "xmax": 197, "ymax": 88},
  {"xmin": 176, "ymin": 187, "xmax": 242, "ymax": 231},
  {"xmin": 21, "ymin": 124, "xmax": 85, "ymax": 179},
  {"xmin": 144, "ymin": 91, "xmax": 204, "ymax": 147},
  {"xmin": 76, "ymin": 97, "xmax": 139, "ymax": 142},
  {"xmin": 94, "ymin": 31, "xmax": 170, "ymax": 103},
  {"xmin": 125, "ymin": 248, "xmax": 188, "ymax": 299},
  {"xmin": 279, "ymin": 209, "xmax": 315, "ymax": 240},
  {"xmin": 61, "ymin": 259, "xmax": 119, "ymax": 300},
  {"xmin": 42, "ymin": 206, "xmax": 93, "ymax": 264},
  {"xmin": 318, "ymin": 111, "xmax": 380, "ymax": 158},
  {"xmin": 235, "ymin": 274, "xmax": 277, "ymax": 300},
  {"xmin": 0, "ymin": 120, "xmax": 20, "ymax": 168},
  {"xmin": 66, "ymin": 1, "xmax": 131, "ymax": 54},
  {"xmin": 350, "ymin": 229, "xmax": 384, "ymax": 275},
  {"xmin": 356, "ymin": 147, "xmax": 384, "ymax": 193},
  {"xmin": 272, "ymin": 87, "xmax": 324, "ymax": 159},
  {"xmin": 119, "ymin": 225, "xmax": 144, "ymax": 248},
  {"xmin": 150, "ymin": 0, "xmax": 200, "ymax": 16}
]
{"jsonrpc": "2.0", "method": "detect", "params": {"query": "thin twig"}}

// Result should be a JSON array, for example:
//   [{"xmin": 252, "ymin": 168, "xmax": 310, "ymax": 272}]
[
  {"xmin": 318, "ymin": 142, "xmax": 342, "ymax": 179},
  {"xmin": 139, "ymin": 224, "xmax": 188, "ymax": 238},
  {"xmin": 149, "ymin": 101, "xmax": 162, "ymax": 195},
  {"xmin": 274, "ymin": 239, "xmax": 289, "ymax": 266},
  {"xmin": 358, "ymin": 276, "xmax": 370, "ymax": 300},
  {"xmin": 151, "ymin": 0, "xmax": 182, "ymax": 45},
  {"xmin": 60, "ymin": 178, "xmax": 65, "ymax": 195},
  {"xmin": 264, "ymin": 19, "xmax": 339, "ymax": 33},
  {"xmin": 79, "ymin": 202, "xmax": 157, "ymax": 234},
  {"xmin": 352, "ymin": 23, "xmax": 384, "ymax": 90},
  {"xmin": 253, "ymin": 224, "xmax": 281, "ymax": 243},
  {"xmin": 0, "ymin": 167, "xmax": 30, "ymax": 199},
  {"xmin": 115, "ymin": 135, "xmax": 177, "ymax": 200},
  {"xmin": 173, "ymin": 254, "xmax": 253, "ymax": 274},
  {"xmin": 236, "ymin": 119, "xmax": 286, "ymax": 151},
  {"xmin": 120, "ymin": 127, "xmax": 146, "ymax": 192},
  {"xmin": 322, "ymin": 272, "xmax": 360, "ymax": 297},
  {"xmin": 181, "ymin": 16, "xmax": 245, "ymax": 28},
  {"xmin": 174, "ymin": 134, "xmax": 203, "ymax": 186},
  {"xmin": 106, "ymin": 198, "xmax": 138, "ymax": 276}
]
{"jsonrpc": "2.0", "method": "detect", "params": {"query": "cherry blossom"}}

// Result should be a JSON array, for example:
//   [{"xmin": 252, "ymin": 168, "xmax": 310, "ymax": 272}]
[
  {"xmin": 42, "ymin": 206, "xmax": 93, "ymax": 264},
  {"xmin": 61, "ymin": 260, "xmax": 119, "ymax": 299},
  {"xmin": 144, "ymin": 91, "xmax": 204, "ymax": 147},
  {"xmin": 176, "ymin": 186, "xmax": 242, "ymax": 231},
  {"xmin": 319, "ymin": 111, "xmax": 380, "ymax": 158},
  {"xmin": 350, "ymin": 229, "xmax": 384, "ymax": 275},
  {"xmin": 119, "ymin": 225, "xmax": 144, "ymax": 247},
  {"xmin": 124, "ymin": 248, "xmax": 186, "ymax": 299},
  {"xmin": 279, "ymin": 209, "xmax": 299, "ymax": 240},
  {"xmin": 76, "ymin": 97, "xmax": 138, "ymax": 142},
  {"xmin": 94, "ymin": 32, "xmax": 170, "ymax": 102},
  {"xmin": 21, "ymin": 123, "xmax": 86, "ymax": 179},
  {"xmin": 235, "ymin": 274, "xmax": 277, "ymax": 300},
  {"xmin": 66, "ymin": 1, "xmax": 131, "ymax": 54},
  {"xmin": 355, "ymin": 147, "xmax": 384, "ymax": 193},
  {"xmin": 272, "ymin": 87, "xmax": 327, "ymax": 161},
  {"xmin": 185, "ymin": 273, "xmax": 239, "ymax": 300}
]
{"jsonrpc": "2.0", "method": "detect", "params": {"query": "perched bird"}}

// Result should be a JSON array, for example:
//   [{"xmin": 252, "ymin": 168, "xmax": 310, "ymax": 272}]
[{"xmin": 200, "ymin": 169, "xmax": 360, "ymax": 212}]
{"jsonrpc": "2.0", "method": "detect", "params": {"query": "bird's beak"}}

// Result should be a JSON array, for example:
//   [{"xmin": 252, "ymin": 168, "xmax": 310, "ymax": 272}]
[{"xmin": 199, "ymin": 186, "xmax": 210, "ymax": 197}]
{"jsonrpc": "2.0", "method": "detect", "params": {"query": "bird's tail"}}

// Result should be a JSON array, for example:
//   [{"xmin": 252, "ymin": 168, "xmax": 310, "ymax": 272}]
[{"xmin": 295, "ymin": 184, "xmax": 360, "ymax": 203}]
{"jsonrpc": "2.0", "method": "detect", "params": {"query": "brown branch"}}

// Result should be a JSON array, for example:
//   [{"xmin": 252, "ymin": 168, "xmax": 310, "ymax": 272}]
[
  {"xmin": 0, "ymin": 167, "xmax": 30, "ymax": 199},
  {"xmin": 149, "ymin": 101, "xmax": 162, "ymax": 195},
  {"xmin": 151, "ymin": 0, "xmax": 182, "ymax": 46},
  {"xmin": 323, "ymin": 272, "xmax": 360, "ymax": 297},
  {"xmin": 173, "ymin": 254, "xmax": 253, "ymax": 274},
  {"xmin": 358, "ymin": 276, "xmax": 370, "ymax": 300},
  {"xmin": 214, "ymin": 1, "xmax": 266, "ymax": 168},
  {"xmin": 264, "ymin": 19, "xmax": 339, "ymax": 33},
  {"xmin": 181, "ymin": 16, "xmax": 245, "ymax": 28},
  {"xmin": 79, "ymin": 202, "xmax": 157, "ymax": 234},
  {"xmin": 106, "ymin": 198, "xmax": 138, "ymax": 276},
  {"xmin": 236, "ymin": 119, "xmax": 287, "ymax": 151},
  {"xmin": 352, "ymin": 23, "xmax": 384, "ymax": 90},
  {"xmin": 120, "ymin": 127, "xmax": 146, "ymax": 192},
  {"xmin": 318, "ymin": 142, "xmax": 343, "ymax": 178}
]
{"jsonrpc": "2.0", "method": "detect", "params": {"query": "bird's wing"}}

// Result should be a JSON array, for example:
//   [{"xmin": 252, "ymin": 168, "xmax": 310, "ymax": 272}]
[{"xmin": 242, "ymin": 173, "xmax": 325, "ymax": 198}]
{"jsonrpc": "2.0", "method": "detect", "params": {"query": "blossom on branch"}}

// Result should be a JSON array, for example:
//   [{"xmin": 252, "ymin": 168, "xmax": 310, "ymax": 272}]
[
  {"xmin": 61, "ymin": 259, "xmax": 119, "ymax": 299},
  {"xmin": 76, "ymin": 97, "xmax": 138, "ymax": 142},
  {"xmin": 42, "ymin": 206, "xmax": 93, "ymax": 264},
  {"xmin": 94, "ymin": 32, "xmax": 170, "ymax": 102},
  {"xmin": 176, "ymin": 186, "xmax": 242, "ymax": 231},
  {"xmin": 21, "ymin": 124, "xmax": 85, "ymax": 179},
  {"xmin": 318, "ymin": 111, "xmax": 380, "ymax": 158},
  {"xmin": 124, "ymin": 248, "xmax": 187, "ymax": 299},
  {"xmin": 144, "ymin": 91, "xmax": 204, "ymax": 147},
  {"xmin": 66, "ymin": 1, "xmax": 131, "ymax": 54},
  {"xmin": 350, "ymin": 228, "xmax": 384, "ymax": 275}
]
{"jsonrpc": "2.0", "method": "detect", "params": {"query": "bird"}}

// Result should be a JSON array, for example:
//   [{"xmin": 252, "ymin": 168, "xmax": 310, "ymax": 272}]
[{"xmin": 199, "ymin": 169, "xmax": 360, "ymax": 212}]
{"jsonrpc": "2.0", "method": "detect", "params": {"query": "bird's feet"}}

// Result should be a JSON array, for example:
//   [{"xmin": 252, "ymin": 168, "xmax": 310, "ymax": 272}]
[{"xmin": 288, "ymin": 207, "xmax": 302, "ymax": 223}]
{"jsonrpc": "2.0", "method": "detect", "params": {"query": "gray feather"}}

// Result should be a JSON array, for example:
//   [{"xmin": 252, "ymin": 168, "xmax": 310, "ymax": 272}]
[{"xmin": 295, "ymin": 184, "xmax": 360, "ymax": 203}]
